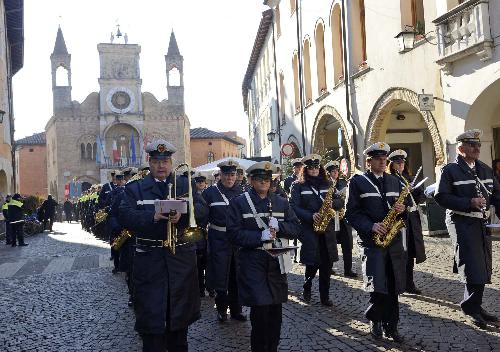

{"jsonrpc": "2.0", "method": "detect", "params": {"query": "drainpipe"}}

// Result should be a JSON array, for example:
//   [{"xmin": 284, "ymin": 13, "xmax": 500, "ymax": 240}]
[
  {"xmin": 271, "ymin": 12, "xmax": 282, "ymax": 164},
  {"xmin": 295, "ymin": 0, "xmax": 307, "ymax": 156},
  {"xmin": 341, "ymin": 0, "xmax": 360, "ymax": 170}
]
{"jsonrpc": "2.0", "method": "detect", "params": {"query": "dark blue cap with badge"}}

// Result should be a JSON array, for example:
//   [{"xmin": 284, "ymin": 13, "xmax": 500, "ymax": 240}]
[
  {"xmin": 364, "ymin": 142, "xmax": 390, "ymax": 158},
  {"xmin": 146, "ymin": 139, "xmax": 177, "ymax": 160},
  {"xmin": 247, "ymin": 161, "xmax": 277, "ymax": 178},
  {"xmin": 217, "ymin": 159, "xmax": 239, "ymax": 174}
]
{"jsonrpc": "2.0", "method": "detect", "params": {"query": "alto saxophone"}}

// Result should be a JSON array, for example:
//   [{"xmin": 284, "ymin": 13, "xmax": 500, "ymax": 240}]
[
  {"xmin": 373, "ymin": 174, "xmax": 410, "ymax": 248},
  {"xmin": 111, "ymin": 229, "xmax": 133, "ymax": 251},
  {"xmin": 313, "ymin": 183, "xmax": 337, "ymax": 234}
]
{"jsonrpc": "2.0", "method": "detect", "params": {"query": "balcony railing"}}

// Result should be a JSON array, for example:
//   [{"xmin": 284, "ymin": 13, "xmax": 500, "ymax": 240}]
[
  {"xmin": 99, "ymin": 157, "xmax": 142, "ymax": 169},
  {"xmin": 434, "ymin": 0, "xmax": 493, "ymax": 73}
]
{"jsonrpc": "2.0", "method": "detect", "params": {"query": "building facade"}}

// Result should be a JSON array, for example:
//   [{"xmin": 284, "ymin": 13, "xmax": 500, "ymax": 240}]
[
  {"xmin": 0, "ymin": 0, "xmax": 23, "ymax": 198},
  {"xmin": 244, "ymin": 0, "xmax": 499, "ymax": 185},
  {"xmin": 45, "ymin": 28, "xmax": 191, "ymax": 200},
  {"xmin": 190, "ymin": 127, "xmax": 243, "ymax": 167},
  {"xmin": 15, "ymin": 132, "xmax": 47, "ymax": 197}
]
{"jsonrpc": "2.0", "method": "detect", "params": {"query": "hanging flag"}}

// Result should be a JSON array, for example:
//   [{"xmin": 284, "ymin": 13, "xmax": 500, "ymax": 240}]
[
  {"xmin": 130, "ymin": 132, "xmax": 137, "ymax": 163},
  {"xmin": 112, "ymin": 139, "xmax": 120, "ymax": 162},
  {"xmin": 96, "ymin": 136, "xmax": 101, "ymax": 164},
  {"xmin": 143, "ymin": 133, "xmax": 150, "ymax": 162}
]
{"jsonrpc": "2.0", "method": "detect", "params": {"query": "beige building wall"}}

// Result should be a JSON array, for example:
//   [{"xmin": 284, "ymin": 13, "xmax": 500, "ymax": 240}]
[{"xmin": 16, "ymin": 144, "xmax": 47, "ymax": 197}]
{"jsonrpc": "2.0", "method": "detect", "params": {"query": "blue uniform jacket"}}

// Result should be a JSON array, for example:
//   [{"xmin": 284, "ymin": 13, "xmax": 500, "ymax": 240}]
[
  {"xmin": 201, "ymin": 181, "xmax": 242, "ymax": 291},
  {"xmin": 227, "ymin": 188, "xmax": 301, "ymax": 306},
  {"xmin": 108, "ymin": 186, "xmax": 125, "ymax": 238},
  {"xmin": 119, "ymin": 173, "xmax": 205, "ymax": 334},
  {"xmin": 345, "ymin": 171, "xmax": 407, "ymax": 294}
]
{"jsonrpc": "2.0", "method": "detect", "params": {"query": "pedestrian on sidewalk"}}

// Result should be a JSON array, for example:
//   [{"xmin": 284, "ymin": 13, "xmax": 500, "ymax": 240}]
[
  {"xmin": 63, "ymin": 198, "xmax": 73, "ymax": 223},
  {"xmin": 8, "ymin": 194, "xmax": 28, "ymax": 247},
  {"xmin": 40, "ymin": 195, "xmax": 58, "ymax": 231},
  {"xmin": 2, "ymin": 194, "xmax": 12, "ymax": 245}
]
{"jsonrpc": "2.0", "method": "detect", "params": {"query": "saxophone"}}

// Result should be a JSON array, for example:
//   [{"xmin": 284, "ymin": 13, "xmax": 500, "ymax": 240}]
[
  {"xmin": 373, "ymin": 174, "xmax": 410, "ymax": 248},
  {"xmin": 313, "ymin": 183, "xmax": 337, "ymax": 234},
  {"xmin": 111, "ymin": 229, "xmax": 132, "ymax": 251}
]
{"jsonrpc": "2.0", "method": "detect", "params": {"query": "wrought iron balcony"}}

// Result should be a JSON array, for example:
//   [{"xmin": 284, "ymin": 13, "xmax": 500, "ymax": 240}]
[
  {"xmin": 434, "ymin": 0, "xmax": 493, "ymax": 73},
  {"xmin": 99, "ymin": 157, "xmax": 142, "ymax": 169}
]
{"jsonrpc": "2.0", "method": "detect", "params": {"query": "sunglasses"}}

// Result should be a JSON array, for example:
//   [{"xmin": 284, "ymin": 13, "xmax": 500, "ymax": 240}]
[
  {"xmin": 465, "ymin": 142, "xmax": 481, "ymax": 148},
  {"xmin": 252, "ymin": 176, "xmax": 272, "ymax": 182},
  {"xmin": 306, "ymin": 165, "xmax": 320, "ymax": 170},
  {"xmin": 221, "ymin": 172, "xmax": 237, "ymax": 176}
]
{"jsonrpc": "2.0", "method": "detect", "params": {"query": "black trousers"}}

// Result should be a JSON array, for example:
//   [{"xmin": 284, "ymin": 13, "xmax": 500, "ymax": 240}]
[
  {"xmin": 196, "ymin": 249, "xmax": 207, "ymax": 293},
  {"xmin": 215, "ymin": 254, "xmax": 241, "ymax": 315},
  {"xmin": 337, "ymin": 222, "xmax": 353, "ymax": 273},
  {"xmin": 250, "ymin": 304, "xmax": 282, "ymax": 352},
  {"xmin": 365, "ymin": 255, "xmax": 399, "ymax": 329},
  {"xmin": 141, "ymin": 328, "xmax": 188, "ymax": 352},
  {"xmin": 406, "ymin": 257, "xmax": 415, "ymax": 288},
  {"xmin": 304, "ymin": 236, "xmax": 333, "ymax": 300},
  {"xmin": 5, "ymin": 222, "xmax": 11, "ymax": 244},
  {"xmin": 43, "ymin": 215, "xmax": 55, "ymax": 231},
  {"xmin": 461, "ymin": 283, "xmax": 485, "ymax": 315},
  {"xmin": 11, "ymin": 223, "xmax": 25, "ymax": 245}
]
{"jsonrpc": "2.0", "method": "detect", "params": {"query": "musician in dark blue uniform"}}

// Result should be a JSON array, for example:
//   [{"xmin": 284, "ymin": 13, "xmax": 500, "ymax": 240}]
[
  {"xmin": 388, "ymin": 149, "xmax": 426, "ymax": 294},
  {"xmin": 108, "ymin": 170, "xmax": 126, "ymax": 274},
  {"xmin": 435, "ymin": 130, "xmax": 500, "ymax": 329},
  {"xmin": 345, "ymin": 142, "xmax": 406, "ymax": 342},
  {"xmin": 98, "ymin": 170, "xmax": 117, "ymax": 209},
  {"xmin": 290, "ymin": 154, "xmax": 338, "ymax": 306},
  {"xmin": 202, "ymin": 159, "xmax": 246, "ymax": 322},
  {"xmin": 324, "ymin": 160, "xmax": 357, "ymax": 278},
  {"xmin": 193, "ymin": 171, "xmax": 209, "ymax": 297},
  {"xmin": 283, "ymin": 158, "xmax": 303, "ymax": 194},
  {"xmin": 227, "ymin": 161, "xmax": 301, "ymax": 352},
  {"xmin": 119, "ymin": 139, "xmax": 205, "ymax": 352}
]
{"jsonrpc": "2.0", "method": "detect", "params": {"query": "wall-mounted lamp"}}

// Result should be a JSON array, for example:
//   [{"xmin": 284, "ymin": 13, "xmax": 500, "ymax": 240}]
[
  {"xmin": 0, "ymin": 110, "xmax": 5, "ymax": 124},
  {"xmin": 395, "ymin": 29, "xmax": 416, "ymax": 53},
  {"xmin": 267, "ymin": 130, "xmax": 277, "ymax": 142}
]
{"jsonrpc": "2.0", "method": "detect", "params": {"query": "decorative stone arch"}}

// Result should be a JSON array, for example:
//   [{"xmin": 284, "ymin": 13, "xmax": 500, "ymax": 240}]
[
  {"xmin": 311, "ymin": 105, "xmax": 355, "ymax": 174},
  {"xmin": 365, "ymin": 87, "xmax": 445, "ymax": 165},
  {"xmin": 74, "ymin": 175, "xmax": 100, "ymax": 185}
]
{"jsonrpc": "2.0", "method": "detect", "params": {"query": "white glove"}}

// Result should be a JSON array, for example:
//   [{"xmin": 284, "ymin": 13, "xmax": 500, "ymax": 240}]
[
  {"xmin": 269, "ymin": 217, "xmax": 279, "ymax": 231},
  {"xmin": 261, "ymin": 228, "xmax": 272, "ymax": 241}
]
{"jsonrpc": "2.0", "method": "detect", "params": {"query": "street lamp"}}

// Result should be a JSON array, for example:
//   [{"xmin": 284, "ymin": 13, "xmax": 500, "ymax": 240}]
[
  {"xmin": 395, "ymin": 28, "xmax": 416, "ymax": 53},
  {"xmin": 0, "ymin": 110, "xmax": 5, "ymax": 123},
  {"xmin": 267, "ymin": 130, "xmax": 277, "ymax": 142}
]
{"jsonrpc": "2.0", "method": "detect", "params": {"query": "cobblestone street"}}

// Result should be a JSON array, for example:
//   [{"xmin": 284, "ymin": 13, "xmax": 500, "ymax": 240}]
[{"xmin": 0, "ymin": 222, "xmax": 499, "ymax": 351}]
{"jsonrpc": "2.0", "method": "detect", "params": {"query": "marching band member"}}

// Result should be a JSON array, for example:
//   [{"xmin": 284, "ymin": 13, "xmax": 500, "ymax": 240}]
[
  {"xmin": 193, "ymin": 171, "xmax": 210, "ymax": 297},
  {"xmin": 345, "ymin": 143, "xmax": 406, "ymax": 342},
  {"xmin": 290, "ymin": 154, "xmax": 338, "ymax": 306},
  {"xmin": 324, "ymin": 160, "xmax": 357, "ymax": 278},
  {"xmin": 108, "ymin": 169, "xmax": 126, "ymax": 274},
  {"xmin": 119, "ymin": 139, "xmax": 206, "ymax": 352},
  {"xmin": 226, "ymin": 161, "xmax": 300, "ymax": 352},
  {"xmin": 202, "ymin": 160, "xmax": 246, "ymax": 322},
  {"xmin": 388, "ymin": 150, "xmax": 426, "ymax": 294},
  {"xmin": 435, "ymin": 130, "xmax": 500, "ymax": 329},
  {"xmin": 283, "ymin": 158, "xmax": 303, "ymax": 194}
]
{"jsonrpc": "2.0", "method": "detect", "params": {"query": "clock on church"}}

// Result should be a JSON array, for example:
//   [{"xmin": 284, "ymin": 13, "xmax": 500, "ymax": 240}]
[{"xmin": 106, "ymin": 86, "xmax": 135, "ymax": 114}]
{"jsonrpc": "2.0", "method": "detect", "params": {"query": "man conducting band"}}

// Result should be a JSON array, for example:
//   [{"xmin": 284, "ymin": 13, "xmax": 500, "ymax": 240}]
[
  {"xmin": 119, "ymin": 139, "xmax": 206, "ymax": 352},
  {"xmin": 435, "ymin": 129, "xmax": 500, "ymax": 329},
  {"xmin": 345, "ymin": 142, "xmax": 406, "ymax": 342},
  {"xmin": 227, "ymin": 161, "xmax": 300, "ymax": 352}
]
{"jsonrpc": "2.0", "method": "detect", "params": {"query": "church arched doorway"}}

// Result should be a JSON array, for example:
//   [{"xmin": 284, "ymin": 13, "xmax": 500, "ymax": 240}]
[
  {"xmin": 465, "ymin": 78, "xmax": 500, "ymax": 164},
  {"xmin": 81, "ymin": 182, "xmax": 92, "ymax": 193},
  {"xmin": 103, "ymin": 123, "xmax": 141, "ymax": 167},
  {"xmin": 311, "ymin": 105, "xmax": 355, "ymax": 176},
  {"xmin": 366, "ymin": 88, "xmax": 444, "ymax": 183}
]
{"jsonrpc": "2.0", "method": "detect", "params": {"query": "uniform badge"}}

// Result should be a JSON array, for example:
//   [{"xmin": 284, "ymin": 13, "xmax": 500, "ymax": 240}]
[
  {"xmin": 265, "ymin": 163, "xmax": 271, "ymax": 170},
  {"xmin": 157, "ymin": 144, "xmax": 166, "ymax": 153}
]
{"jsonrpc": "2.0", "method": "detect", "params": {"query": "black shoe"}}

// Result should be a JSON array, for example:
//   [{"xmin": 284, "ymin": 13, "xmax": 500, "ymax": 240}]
[
  {"xmin": 405, "ymin": 285, "xmax": 422, "ymax": 295},
  {"xmin": 321, "ymin": 299, "xmax": 333, "ymax": 307},
  {"xmin": 330, "ymin": 269, "xmax": 336, "ymax": 276},
  {"xmin": 6, "ymin": 241, "xmax": 11, "ymax": 245},
  {"xmin": 230, "ymin": 313, "xmax": 247, "ymax": 322},
  {"xmin": 112, "ymin": 268, "xmax": 118, "ymax": 274},
  {"xmin": 217, "ymin": 311, "xmax": 227, "ymax": 323},
  {"xmin": 11, "ymin": 243, "xmax": 17, "ymax": 247},
  {"xmin": 480, "ymin": 308, "xmax": 499, "ymax": 322},
  {"xmin": 344, "ymin": 271, "xmax": 358, "ymax": 278},
  {"xmin": 384, "ymin": 328, "xmax": 404, "ymax": 343},
  {"xmin": 370, "ymin": 321, "xmax": 382, "ymax": 339},
  {"xmin": 109, "ymin": 256, "xmax": 113, "ymax": 261},
  {"xmin": 303, "ymin": 289, "xmax": 311, "ymax": 302},
  {"xmin": 464, "ymin": 312, "xmax": 487, "ymax": 329},
  {"xmin": 19, "ymin": 243, "xmax": 28, "ymax": 247}
]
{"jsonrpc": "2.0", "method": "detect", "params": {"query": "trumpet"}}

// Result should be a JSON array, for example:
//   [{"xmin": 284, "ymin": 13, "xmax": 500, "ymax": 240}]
[{"xmin": 164, "ymin": 164, "xmax": 204, "ymax": 254}]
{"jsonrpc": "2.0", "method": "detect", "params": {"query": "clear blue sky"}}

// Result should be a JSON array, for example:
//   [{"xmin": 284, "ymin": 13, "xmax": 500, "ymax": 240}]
[{"xmin": 13, "ymin": 0, "xmax": 266, "ymax": 145}]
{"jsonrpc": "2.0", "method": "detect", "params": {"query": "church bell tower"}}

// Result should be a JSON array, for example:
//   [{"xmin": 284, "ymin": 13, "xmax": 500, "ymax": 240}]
[
  {"xmin": 50, "ymin": 27, "xmax": 72, "ymax": 113},
  {"xmin": 165, "ymin": 31, "xmax": 184, "ymax": 114}
]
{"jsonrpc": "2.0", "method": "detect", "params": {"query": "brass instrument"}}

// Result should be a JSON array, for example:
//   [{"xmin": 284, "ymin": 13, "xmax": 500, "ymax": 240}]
[
  {"xmin": 94, "ymin": 208, "xmax": 109, "ymax": 225},
  {"xmin": 373, "ymin": 173, "xmax": 411, "ymax": 248},
  {"xmin": 164, "ymin": 164, "xmax": 204, "ymax": 254},
  {"xmin": 313, "ymin": 183, "xmax": 337, "ymax": 234},
  {"xmin": 128, "ymin": 169, "xmax": 150, "ymax": 182},
  {"xmin": 111, "ymin": 229, "xmax": 132, "ymax": 251}
]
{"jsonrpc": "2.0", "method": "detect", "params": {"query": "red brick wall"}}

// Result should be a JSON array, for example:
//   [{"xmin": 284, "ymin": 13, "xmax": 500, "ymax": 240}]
[
  {"xmin": 190, "ymin": 138, "xmax": 240, "ymax": 167},
  {"xmin": 18, "ymin": 145, "xmax": 47, "ymax": 197}
]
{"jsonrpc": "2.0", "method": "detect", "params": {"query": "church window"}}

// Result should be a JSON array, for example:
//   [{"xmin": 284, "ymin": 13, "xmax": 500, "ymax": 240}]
[
  {"xmin": 80, "ymin": 143, "xmax": 85, "ymax": 159},
  {"xmin": 93, "ymin": 142, "xmax": 98, "ymax": 161},
  {"xmin": 169, "ymin": 67, "xmax": 181, "ymax": 86},
  {"xmin": 29, "ymin": 148, "xmax": 34, "ymax": 152},
  {"xmin": 56, "ymin": 66, "xmax": 69, "ymax": 86},
  {"xmin": 86, "ymin": 143, "xmax": 92, "ymax": 160},
  {"xmin": 208, "ymin": 142, "xmax": 212, "ymax": 146}
]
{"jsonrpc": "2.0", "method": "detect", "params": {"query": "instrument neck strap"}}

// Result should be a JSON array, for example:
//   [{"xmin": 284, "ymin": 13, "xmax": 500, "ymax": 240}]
[
  {"xmin": 361, "ymin": 174, "xmax": 391, "ymax": 208},
  {"xmin": 244, "ymin": 192, "xmax": 268, "ymax": 230},
  {"xmin": 309, "ymin": 186, "xmax": 324, "ymax": 202},
  {"xmin": 214, "ymin": 183, "xmax": 230, "ymax": 205}
]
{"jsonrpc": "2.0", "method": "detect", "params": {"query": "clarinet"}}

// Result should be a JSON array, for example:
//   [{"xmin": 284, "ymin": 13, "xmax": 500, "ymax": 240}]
[{"xmin": 471, "ymin": 169, "xmax": 488, "ymax": 221}]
